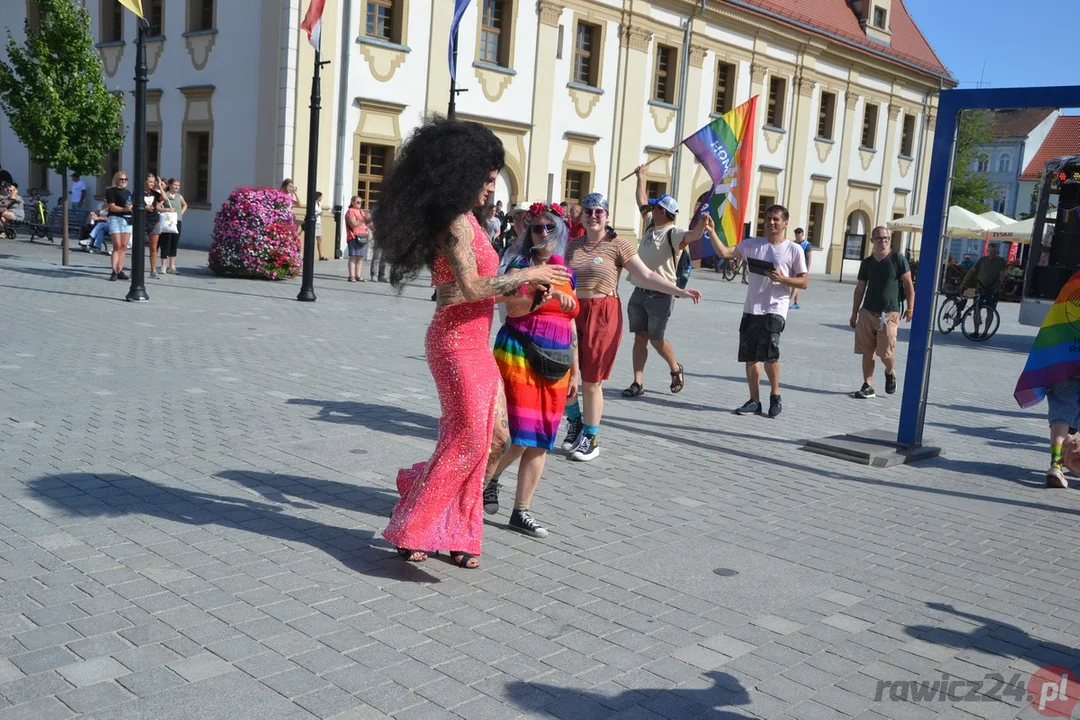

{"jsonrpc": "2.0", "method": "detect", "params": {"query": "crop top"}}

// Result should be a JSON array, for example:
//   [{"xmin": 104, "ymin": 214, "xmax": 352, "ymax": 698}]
[{"xmin": 564, "ymin": 232, "xmax": 638, "ymax": 296}]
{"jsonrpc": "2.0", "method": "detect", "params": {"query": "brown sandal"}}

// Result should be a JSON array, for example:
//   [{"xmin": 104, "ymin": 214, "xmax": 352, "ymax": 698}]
[{"xmin": 670, "ymin": 364, "xmax": 684, "ymax": 394}]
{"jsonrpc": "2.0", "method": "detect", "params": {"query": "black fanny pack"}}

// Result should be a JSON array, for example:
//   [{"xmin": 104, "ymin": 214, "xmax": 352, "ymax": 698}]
[{"xmin": 505, "ymin": 326, "xmax": 573, "ymax": 382}]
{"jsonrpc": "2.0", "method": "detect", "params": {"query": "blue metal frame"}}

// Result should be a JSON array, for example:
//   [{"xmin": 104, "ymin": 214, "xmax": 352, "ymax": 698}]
[{"xmin": 898, "ymin": 85, "xmax": 1080, "ymax": 447}]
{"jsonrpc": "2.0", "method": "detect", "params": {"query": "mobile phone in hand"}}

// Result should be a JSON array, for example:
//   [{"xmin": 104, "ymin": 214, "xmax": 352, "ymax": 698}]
[{"xmin": 530, "ymin": 284, "xmax": 551, "ymax": 311}]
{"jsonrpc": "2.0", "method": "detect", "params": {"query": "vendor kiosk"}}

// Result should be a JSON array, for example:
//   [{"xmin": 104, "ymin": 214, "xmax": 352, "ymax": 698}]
[{"xmin": 1020, "ymin": 156, "xmax": 1080, "ymax": 326}]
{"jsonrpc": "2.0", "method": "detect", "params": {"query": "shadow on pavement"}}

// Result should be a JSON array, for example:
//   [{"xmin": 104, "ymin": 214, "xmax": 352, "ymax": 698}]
[
  {"xmin": 29, "ymin": 472, "xmax": 440, "ymax": 583},
  {"xmin": 505, "ymin": 670, "xmax": 752, "ymax": 718},
  {"xmin": 927, "ymin": 402, "xmax": 1039, "ymax": 422},
  {"xmin": 926, "ymin": 421, "xmax": 1044, "ymax": 450},
  {"xmin": 0, "ymin": 282, "xmax": 124, "ymax": 303},
  {"xmin": 683, "ymin": 372, "xmax": 852, "ymax": 398},
  {"xmin": 597, "ymin": 416, "xmax": 1080, "ymax": 517},
  {"xmin": 286, "ymin": 399, "xmax": 438, "ymax": 440},
  {"xmin": 215, "ymin": 469, "xmax": 398, "ymax": 518},
  {"xmin": 0, "ymin": 263, "xmax": 103, "ymax": 279},
  {"xmin": 818, "ymin": 323, "xmax": 1034, "ymax": 354},
  {"xmin": 906, "ymin": 602, "xmax": 1080, "ymax": 679}
]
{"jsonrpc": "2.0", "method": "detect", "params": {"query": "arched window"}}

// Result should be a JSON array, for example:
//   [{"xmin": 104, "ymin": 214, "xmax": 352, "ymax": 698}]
[
  {"xmin": 845, "ymin": 210, "xmax": 871, "ymax": 257},
  {"xmin": 977, "ymin": 154, "xmax": 989, "ymax": 173},
  {"xmin": 999, "ymin": 153, "xmax": 1011, "ymax": 173}
]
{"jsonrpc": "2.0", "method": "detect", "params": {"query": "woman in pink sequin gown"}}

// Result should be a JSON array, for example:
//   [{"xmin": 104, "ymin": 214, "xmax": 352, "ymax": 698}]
[{"xmin": 373, "ymin": 118, "xmax": 569, "ymax": 569}]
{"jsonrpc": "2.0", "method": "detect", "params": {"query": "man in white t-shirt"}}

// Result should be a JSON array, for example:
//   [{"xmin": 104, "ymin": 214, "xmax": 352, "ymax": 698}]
[
  {"xmin": 705, "ymin": 204, "xmax": 808, "ymax": 417},
  {"xmin": 69, "ymin": 173, "xmax": 88, "ymax": 210}
]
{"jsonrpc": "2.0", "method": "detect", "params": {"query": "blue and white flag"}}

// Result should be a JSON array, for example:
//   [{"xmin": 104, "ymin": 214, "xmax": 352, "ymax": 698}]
[{"xmin": 449, "ymin": 0, "xmax": 471, "ymax": 83}]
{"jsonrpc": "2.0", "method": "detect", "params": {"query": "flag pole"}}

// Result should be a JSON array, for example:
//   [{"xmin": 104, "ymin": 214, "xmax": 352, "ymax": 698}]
[
  {"xmin": 126, "ymin": 17, "xmax": 149, "ymax": 302},
  {"xmin": 297, "ymin": 50, "xmax": 327, "ymax": 302},
  {"xmin": 619, "ymin": 144, "xmax": 679, "ymax": 182},
  {"xmin": 447, "ymin": 27, "xmax": 464, "ymax": 119}
]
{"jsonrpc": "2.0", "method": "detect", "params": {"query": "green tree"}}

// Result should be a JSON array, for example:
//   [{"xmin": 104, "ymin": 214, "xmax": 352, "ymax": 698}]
[
  {"xmin": 0, "ymin": 0, "xmax": 124, "ymax": 266},
  {"xmin": 949, "ymin": 109, "xmax": 1000, "ymax": 214}
]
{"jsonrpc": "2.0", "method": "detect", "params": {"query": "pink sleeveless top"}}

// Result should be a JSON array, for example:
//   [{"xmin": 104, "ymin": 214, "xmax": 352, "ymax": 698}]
[{"xmin": 431, "ymin": 213, "xmax": 499, "ymax": 286}]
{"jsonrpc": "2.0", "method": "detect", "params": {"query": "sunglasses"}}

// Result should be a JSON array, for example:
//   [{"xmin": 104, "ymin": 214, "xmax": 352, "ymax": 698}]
[
  {"xmin": 531, "ymin": 223, "xmax": 556, "ymax": 234},
  {"xmin": 117, "ymin": 178, "xmax": 128, "ymax": 182},
  {"xmin": 582, "ymin": 207, "xmax": 606, "ymax": 217}
]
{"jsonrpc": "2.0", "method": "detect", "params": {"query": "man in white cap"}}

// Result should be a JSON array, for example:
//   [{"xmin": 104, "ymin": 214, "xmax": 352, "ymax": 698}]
[{"xmin": 621, "ymin": 164, "xmax": 706, "ymax": 398}]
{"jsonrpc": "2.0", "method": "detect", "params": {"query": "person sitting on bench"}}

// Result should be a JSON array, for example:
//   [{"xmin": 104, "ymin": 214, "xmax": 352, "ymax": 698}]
[
  {"xmin": 0, "ymin": 182, "xmax": 24, "ymax": 231},
  {"xmin": 78, "ymin": 202, "xmax": 111, "ymax": 253}
]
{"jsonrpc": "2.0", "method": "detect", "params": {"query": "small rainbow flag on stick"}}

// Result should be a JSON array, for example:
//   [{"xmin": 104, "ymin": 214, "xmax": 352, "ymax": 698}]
[
  {"xmin": 683, "ymin": 96, "xmax": 757, "ymax": 258},
  {"xmin": 1014, "ymin": 270, "xmax": 1080, "ymax": 408}
]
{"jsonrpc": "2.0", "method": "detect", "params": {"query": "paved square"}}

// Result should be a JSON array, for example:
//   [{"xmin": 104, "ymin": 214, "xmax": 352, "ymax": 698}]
[{"xmin": 1, "ymin": 240, "xmax": 1078, "ymax": 719}]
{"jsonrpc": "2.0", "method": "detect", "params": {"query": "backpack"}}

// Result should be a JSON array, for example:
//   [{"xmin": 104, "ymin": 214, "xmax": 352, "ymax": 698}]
[
  {"xmin": 890, "ymin": 251, "xmax": 908, "ymax": 310},
  {"xmin": 664, "ymin": 228, "xmax": 692, "ymax": 290}
]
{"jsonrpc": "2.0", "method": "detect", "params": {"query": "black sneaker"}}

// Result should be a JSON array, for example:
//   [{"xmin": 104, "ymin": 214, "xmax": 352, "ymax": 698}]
[
  {"xmin": 853, "ymin": 383, "xmax": 876, "ymax": 399},
  {"xmin": 483, "ymin": 478, "xmax": 500, "ymax": 515},
  {"xmin": 109, "ymin": 271, "xmax": 117, "ymax": 281},
  {"xmin": 570, "ymin": 433, "xmax": 599, "ymax": 462},
  {"xmin": 735, "ymin": 399, "xmax": 761, "ymax": 415},
  {"xmin": 768, "ymin": 394, "xmax": 783, "ymax": 418},
  {"xmin": 509, "ymin": 509, "xmax": 549, "ymax": 538},
  {"xmin": 885, "ymin": 373, "xmax": 897, "ymax": 395},
  {"xmin": 117, "ymin": 270, "xmax": 129, "ymax": 280},
  {"xmin": 561, "ymin": 417, "xmax": 583, "ymax": 451}
]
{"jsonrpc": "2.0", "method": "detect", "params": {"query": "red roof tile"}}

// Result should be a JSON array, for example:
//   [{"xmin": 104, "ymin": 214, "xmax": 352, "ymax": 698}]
[
  {"xmin": 1020, "ymin": 117, "xmax": 1080, "ymax": 181},
  {"xmin": 722, "ymin": 0, "xmax": 952, "ymax": 80}
]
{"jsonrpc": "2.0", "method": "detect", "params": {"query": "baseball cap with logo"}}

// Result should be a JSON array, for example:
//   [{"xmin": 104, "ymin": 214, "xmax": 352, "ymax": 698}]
[{"xmin": 650, "ymin": 193, "xmax": 679, "ymax": 215}]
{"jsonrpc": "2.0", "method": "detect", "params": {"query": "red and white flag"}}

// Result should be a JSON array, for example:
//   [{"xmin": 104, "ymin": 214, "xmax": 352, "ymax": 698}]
[{"xmin": 301, "ymin": 0, "xmax": 325, "ymax": 52}]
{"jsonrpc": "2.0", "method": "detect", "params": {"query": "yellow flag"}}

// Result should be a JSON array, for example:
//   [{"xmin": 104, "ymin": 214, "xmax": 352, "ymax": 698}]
[{"xmin": 117, "ymin": 0, "xmax": 144, "ymax": 17}]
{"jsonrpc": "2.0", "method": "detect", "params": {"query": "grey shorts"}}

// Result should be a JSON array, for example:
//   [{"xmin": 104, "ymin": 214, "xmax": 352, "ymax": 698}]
[{"xmin": 627, "ymin": 287, "xmax": 675, "ymax": 342}]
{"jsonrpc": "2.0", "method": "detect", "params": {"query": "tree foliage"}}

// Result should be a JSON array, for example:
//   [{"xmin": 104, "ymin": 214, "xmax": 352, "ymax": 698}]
[
  {"xmin": 0, "ymin": 0, "xmax": 123, "ymax": 176},
  {"xmin": 0, "ymin": 0, "xmax": 124, "ymax": 263},
  {"xmin": 949, "ymin": 109, "xmax": 999, "ymax": 214}
]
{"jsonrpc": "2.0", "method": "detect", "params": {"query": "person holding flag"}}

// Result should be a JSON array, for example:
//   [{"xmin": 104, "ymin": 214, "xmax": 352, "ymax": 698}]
[
  {"xmin": 1014, "ymin": 269, "xmax": 1080, "ymax": 488},
  {"xmin": 620, "ymin": 164, "xmax": 708, "ymax": 398}
]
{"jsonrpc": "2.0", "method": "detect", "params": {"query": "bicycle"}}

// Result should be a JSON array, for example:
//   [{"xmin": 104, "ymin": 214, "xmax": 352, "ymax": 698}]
[
  {"xmin": 715, "ymin": 256, "xmax": 741, "ymax": 281},
  {"xmin": 959, "ymin": 289, "xmax": 1000, "ymax": 342},
  {"xmin": 26, "ymin": 190, "xmax": 50, "ymax": 225},
  {"xmin": 936, "ymin": 290, "xmax": 966, "ymax": 335}
]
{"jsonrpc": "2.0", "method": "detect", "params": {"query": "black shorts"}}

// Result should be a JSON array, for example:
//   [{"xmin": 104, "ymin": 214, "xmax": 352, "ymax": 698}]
[{"xmin": 738, "ymin": 313, "xmax": 785, "ymax": 363}]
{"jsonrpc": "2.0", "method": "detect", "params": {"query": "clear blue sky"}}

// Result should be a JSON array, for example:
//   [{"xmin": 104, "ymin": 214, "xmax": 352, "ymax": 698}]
[{"xmin": 905, "ymin": 0, "xmax": 1078, "ymax": 94}]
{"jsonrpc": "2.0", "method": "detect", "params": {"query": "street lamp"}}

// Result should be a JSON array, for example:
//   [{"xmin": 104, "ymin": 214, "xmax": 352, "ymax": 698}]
[{"xmin": 126, "ymin": 17, "xmax": 149, "ymax": 302}]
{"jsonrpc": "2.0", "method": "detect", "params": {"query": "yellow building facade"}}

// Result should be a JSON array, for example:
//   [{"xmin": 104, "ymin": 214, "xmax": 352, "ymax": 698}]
[{"xmin": 295, "ymin": 0, "xmax": 953, "ymax": 274}]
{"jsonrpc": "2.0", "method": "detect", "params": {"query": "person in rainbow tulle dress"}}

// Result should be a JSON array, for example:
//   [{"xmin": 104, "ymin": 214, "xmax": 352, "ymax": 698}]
[{"xmin": 373, "ymin": 118, "xmax": 570, "ymax": 569}]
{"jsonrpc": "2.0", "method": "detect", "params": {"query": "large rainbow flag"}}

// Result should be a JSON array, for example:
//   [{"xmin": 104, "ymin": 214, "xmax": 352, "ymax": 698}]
[
  {"xmin": 683, "ymin": 96, "xmax": 758, "ymax": 259},
  {"xmin": 1014, "ymin": 270, "xmax": 1080, "ymax": 408}
]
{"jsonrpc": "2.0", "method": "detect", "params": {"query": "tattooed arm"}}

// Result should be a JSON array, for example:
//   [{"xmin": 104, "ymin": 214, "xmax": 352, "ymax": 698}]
[{"xmin": 435, "ymin": 214, "xmax": 569, "ymax": 305}]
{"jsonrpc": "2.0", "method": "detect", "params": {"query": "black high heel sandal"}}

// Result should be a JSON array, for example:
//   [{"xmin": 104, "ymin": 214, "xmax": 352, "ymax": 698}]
[
  {"xmin": 449, "ymin": 552, "xmax": 479, "ymax": 569},
  {"xmin": 396, "ymin": 547, "xmax": 428, "ymax": 562}
]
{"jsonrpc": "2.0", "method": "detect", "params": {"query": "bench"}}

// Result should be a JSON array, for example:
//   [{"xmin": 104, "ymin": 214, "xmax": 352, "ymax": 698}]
[{"xmin": 28, "ymin": 207, "xmax": 88, "ymax": 244}]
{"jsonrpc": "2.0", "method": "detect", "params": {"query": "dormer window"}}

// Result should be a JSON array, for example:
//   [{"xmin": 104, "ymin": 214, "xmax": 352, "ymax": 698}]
[{"xmin": 872, "ymin": 6, "xmax": 887, "ymax": 29}]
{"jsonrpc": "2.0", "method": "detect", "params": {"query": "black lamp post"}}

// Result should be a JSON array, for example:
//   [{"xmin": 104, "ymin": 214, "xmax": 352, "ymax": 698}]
[
  {"xmin": 297, "ymin": 52, "xmax": 329, "ymax": 302},
  {"xmin": 126, "ymin": 18, "xmax": 149, "ymax": 302}
]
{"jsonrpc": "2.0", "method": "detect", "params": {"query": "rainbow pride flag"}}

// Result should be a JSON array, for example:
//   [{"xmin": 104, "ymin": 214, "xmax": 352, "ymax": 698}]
[
  {"xmin": 1014, "ymin": 270, "xmax": 1080, "ymax": 408},
  {"xmin": 683, "ymin": 96, "xmax": 757, "ymax": 258}
]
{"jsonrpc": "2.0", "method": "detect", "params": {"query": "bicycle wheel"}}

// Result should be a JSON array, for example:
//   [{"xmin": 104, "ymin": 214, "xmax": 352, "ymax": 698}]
[
  {"xmin": 722, "ymin": 261, "xmax": 737, "ymax": 281},
  {"xmin": 936, "ymin": 298, "xmax": 961, "ymax": 335},
  {"xmin": 960, "ymin": 304, "xmax": 1000, "ymax": 341}
]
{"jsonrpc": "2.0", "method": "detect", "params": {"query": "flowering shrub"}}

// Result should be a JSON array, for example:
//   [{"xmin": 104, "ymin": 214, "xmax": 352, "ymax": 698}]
[{"xmin": 208, "ymin": 187, "xmax": 301, "ymax": 280}]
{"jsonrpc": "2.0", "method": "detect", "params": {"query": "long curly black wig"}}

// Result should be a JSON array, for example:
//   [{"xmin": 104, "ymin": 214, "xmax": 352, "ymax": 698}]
[{"xmin": 372, "ymin": 116, "xmax": 505, "ymax": 289}]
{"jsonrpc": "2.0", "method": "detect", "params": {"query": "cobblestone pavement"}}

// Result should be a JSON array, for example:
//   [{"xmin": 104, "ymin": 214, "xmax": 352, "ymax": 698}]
[{"xmin": 2, "ymin": 239, "xmax": 1079, "ymax": 720}]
